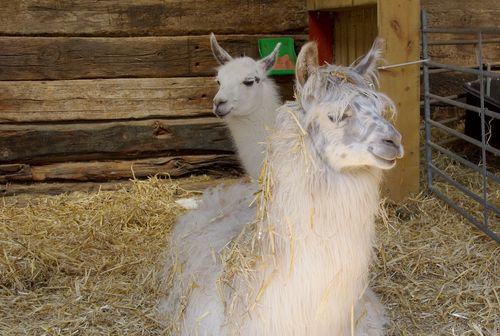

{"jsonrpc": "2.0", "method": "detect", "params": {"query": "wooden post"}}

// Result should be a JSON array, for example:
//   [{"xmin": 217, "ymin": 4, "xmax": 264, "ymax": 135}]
[{"xmin": 378, "ymin": 0, "xmax": 421, "ymax": 201}]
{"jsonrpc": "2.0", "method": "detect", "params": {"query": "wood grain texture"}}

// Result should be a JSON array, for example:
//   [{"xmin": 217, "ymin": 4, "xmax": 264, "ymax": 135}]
[
  {"xmin": 333, "ymin": 6, "xmax": 377, "ymax": 66},
  {"xmin": 0, "ymin": 76, "xmax": 298, "ymax": 124},
  {"xmin": 0, "ymin": 180, "xmax": 129, "ymax": 197},
  {"xmin": 422, "ymin": 0, "xmax": 500, "ymax": 28},
  {"xmin": 422, "ymin": 0, "xmax": 500, "ymax": 65},
  {"xmin": 0, "ymin": 118, "xmax": 235, "ymax": 164},
  {"xmin": 0, "ymin": 35, "xmax": 307, "ymax": 80},
  {"xmin": 0, "ymin": 1, "xmax": 307, "ymax": 36},
  {"xmin": 378, "ymin": 0, "xmax": 421, "ymax": 201},
  {"xmin": 0, "ymin": 78, "xmax": 216, "ymax": 123},
  {"xmin": 0, "ymin": 177, "xmax": 244, "ymax": 198},
  {"xmin": 0, "ymin": 154, "xmax": 241, "ymax": 182},
  {"xmin": 307, "ymin": 0, "xmax": 376, "ymax": 10},
  {"xmin": 427, "ymin": 39, "xmax": 500, "ymax": 67}
]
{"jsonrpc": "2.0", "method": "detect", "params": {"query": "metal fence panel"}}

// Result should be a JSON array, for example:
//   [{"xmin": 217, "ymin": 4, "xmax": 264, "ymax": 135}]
[{"xmin": 421, "ymin": 10, "xmax": 500, "ymax": 243}]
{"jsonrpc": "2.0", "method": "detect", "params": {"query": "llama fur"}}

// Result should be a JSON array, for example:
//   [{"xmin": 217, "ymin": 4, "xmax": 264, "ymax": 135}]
[
  {"xmin": 210, "ymin": 33, "xmax": 282, "ymax": 179},
  {"xmin": 160, "ymin": 38, "xmax": 403, "ymax": 335}
]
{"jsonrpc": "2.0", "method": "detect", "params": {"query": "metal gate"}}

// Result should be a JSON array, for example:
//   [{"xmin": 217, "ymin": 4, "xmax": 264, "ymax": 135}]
[{"xmin": 421, "ymin": 10, "xmax": 500, "ymax": 243}]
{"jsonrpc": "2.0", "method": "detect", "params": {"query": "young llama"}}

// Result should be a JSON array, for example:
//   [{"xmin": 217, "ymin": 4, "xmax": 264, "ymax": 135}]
[
  {"xmin": 210, "ymin": 33, "xmax": 281, "ymax": 179},
  {"xmin": 160, "ymin": 39, "xmax": 404, "ymax": 335}
]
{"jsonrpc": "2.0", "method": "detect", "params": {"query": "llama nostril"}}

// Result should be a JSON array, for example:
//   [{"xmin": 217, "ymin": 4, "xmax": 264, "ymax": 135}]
[
  {"xmin": 383, "ymin": 131, "xmax": 402, "ymax": 147},
  {"xmin": 383, "ymin": 139, "xmax": 397, "ymax": 147},
  {"xmin": 214, "ymin": 98, "xmax": 227, "ymax": 107}
]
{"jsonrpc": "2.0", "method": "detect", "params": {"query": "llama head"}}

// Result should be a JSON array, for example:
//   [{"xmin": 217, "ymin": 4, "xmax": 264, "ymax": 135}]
[
  {"xmin": 295, "ymin": 38, "xmax": 404, "ymax": 171},
  {"xmin": 210, "ymin": 33, "xmax": 281, "ymax": 119}
]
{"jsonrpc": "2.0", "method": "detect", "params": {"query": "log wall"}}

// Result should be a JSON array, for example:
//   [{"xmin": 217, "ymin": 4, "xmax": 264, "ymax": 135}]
[
  {"xmin": 422, "ymin": 0, "xmax": 500, "ymax": 66},
  {"xmin": 0, "ymin": 1, "xmax": 308, "ymax": 190},
  {"xmin": 0, "ymin": 0, "xmax": 498, "ymax": 194}
]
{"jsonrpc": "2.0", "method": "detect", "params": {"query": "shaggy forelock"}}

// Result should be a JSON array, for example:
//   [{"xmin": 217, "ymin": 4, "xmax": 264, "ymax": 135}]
[{"xmin": 299, "ymin": 64, "xmax": 395, "ymax": 127}]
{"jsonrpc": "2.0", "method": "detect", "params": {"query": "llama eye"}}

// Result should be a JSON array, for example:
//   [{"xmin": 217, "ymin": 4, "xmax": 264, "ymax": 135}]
[
  {"xmin": 216, "ymin": 80, "xmax": 220, "ymax": 85},
  {"xmin": 340, "ymin": 114, "xmax": 349, "ymax": 122},
  {"xmin": 243, "ymin": 79, "xmax": 255, "ymax": 87},
  {"xmin": 328, "ymin": 112, "xmax": 351, "ymax": 123},
  {"xmin": 340, "ymin": 109, "xmax": 353, "ymax": 121}
]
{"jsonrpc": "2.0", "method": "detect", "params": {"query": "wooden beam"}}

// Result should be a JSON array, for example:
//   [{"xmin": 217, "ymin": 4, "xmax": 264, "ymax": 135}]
[
  {"xmin": 422, "ymin": 0, "xmax": 500, "ymax": 66},
  {"xmin": 0, "ymin": 154, "xmax": 241, "ymax": 183},
  {"xmin": 378, "ymin": 0, "xmax": 421, "ymax": 201},
  {"xmin": 0, "ymin": 35, "xmax": 308, "ymax": 81},
  {"xmin": 307, "ymin": 0, "xmax": 377, "ymax": 10},
  {"xmin": 1, "ymin": 181, "xmax": 130, "ymax": 198},
  {"xmin": 0, "ymin": 176, "xmax": 244, "ymax": 198},
  {"xmin": 0, "ymin": 118, "xmax": 235, "ymax": 164},
  {"xmin": 427, "ymin": 39, "xmax": 500, "ymax": 67},
  {"xmin": 421, "ymin": 0, "xmax": 500, "ymax": 28},
  {"xmin": 0, "ymin": 1, "xmax": 307, "ymax": 36},
  {"xmin": 0, "ymin": 78, "xmax": 216, "ymax": 123}
]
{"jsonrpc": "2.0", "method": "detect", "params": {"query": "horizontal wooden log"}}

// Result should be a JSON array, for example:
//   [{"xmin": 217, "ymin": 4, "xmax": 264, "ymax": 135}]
[
  {"xmin": 422, "ymin": 0, "xmax": 500, "ymax": 65},
  {"xmin": 0, "ymin": 78, "xmax": 216, "ymax": 123},
  {"xmin": 1, "ymin": 176, "xmax": 244, "ymax": 198},
  {"xmin": 1, "ymin": 180, "xmax": 129, "ymax": 198},
  {"xmin": 422, "ymin": 0, "xmax": 500, "ymax": 28},
  {"xmin": 0, "ymin": 154, "xmax": 241, "ymax": 182},
  {"xmin": 0, "ymin": 118, "xmax": 235, "ymax": 164},
  {"xmin": 427, "ymin": 41, "xmax": 500, "ymax": 67},
  {"xmin": 0, "ymin": 76, "xmax": 298, "ymax": 124},
  {"xmin": 0, "ymin": 35, "xmax": 307, "ymax": 80},
  {"xmin": 0, "ymin": 36, "xmax": 189, "ymax": 80},
  {"xmin": 0, "ymin": 1, "xmax": 307, "ymax": 36}
]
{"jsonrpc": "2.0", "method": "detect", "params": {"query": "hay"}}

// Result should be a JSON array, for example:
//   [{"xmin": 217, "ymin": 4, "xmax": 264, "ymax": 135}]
[
  {"xmin": 373, "ymin": 150, "xmax": 499, "ymax": 336},
  {"xmin": 1, "ymin": 162, "xmax": 499, "ymax": 335},
  {"xmin": 0, "ymin": 176, "xmax": 210, "ymax": 335}
]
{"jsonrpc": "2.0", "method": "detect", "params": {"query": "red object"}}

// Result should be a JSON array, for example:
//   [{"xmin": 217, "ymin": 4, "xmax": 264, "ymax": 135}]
[{"xmin": 308, "ymin": 11, "xmax": 334, "ymax": 65}]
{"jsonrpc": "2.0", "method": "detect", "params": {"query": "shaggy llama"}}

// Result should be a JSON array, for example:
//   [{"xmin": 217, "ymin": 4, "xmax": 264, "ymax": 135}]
[
  {"xmin": 210, "ymin": 33, "xmax": 282, "ymax": 179},
  {"xmin": 161, "ymin": 38, "xmax": 404, "ymax": 335}
]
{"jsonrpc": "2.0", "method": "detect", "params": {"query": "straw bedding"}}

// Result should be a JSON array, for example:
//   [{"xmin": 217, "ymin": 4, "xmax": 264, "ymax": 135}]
[{"xmin": 1, "ymin": 163, "xmax": 498, "ymax": 335}]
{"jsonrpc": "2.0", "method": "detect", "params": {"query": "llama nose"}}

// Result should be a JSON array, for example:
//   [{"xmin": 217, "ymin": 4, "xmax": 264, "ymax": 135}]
[
  {"xmin": 383, "ymin": 128, "xmax": 402, "ymax": 147},
  {"xmin": 383, "ymin": 131, "xmax": 404, "ymax": 158},
  {"xmin": 213, "ymin": 97, "xmax": 227, "ymax": 108}
]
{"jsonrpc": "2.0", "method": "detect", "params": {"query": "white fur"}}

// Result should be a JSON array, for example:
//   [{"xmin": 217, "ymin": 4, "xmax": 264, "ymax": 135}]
[
  {"xmin": 159, "ymin": 183, "xmax": 257, "ymax": 334},
  {"xmin": 210, "ymin": 34, "xmax": 281, "ymax": 179},
  {"xmin": 160, "ymin": 39, "xmax": 403, "ymax": 335}
]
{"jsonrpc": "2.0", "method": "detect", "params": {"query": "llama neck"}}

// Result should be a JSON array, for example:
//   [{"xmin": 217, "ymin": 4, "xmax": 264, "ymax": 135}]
[
  {"xmin": 226, "ymin": 80, "xmax": 281, "ymax": 179},
  {"xmin": 264, "ymin": 138, "xmax": 382, "ymax": 268}
]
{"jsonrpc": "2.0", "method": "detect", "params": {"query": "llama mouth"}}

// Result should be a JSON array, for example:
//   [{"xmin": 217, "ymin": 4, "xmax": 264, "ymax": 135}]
[
  {"xmin": 213, "ymin": 108, "xmax": 231, "ymax": 118},
  {"xmin": 368, "ymin": 144, "xmax": 402, "ymax": 168},
  {"xmin": 369, "ymin": 151, "xmax": 397, "ymax": 168}
]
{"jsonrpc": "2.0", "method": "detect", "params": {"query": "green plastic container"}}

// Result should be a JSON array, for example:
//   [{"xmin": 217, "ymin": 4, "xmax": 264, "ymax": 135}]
[{"xmin": 258, "ymin": 37, "xmax": 297, "ymax": 75}]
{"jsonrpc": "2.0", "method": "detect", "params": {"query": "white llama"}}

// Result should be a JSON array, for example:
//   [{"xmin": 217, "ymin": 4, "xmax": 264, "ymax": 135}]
[
  {"xmin": 160, "ymin": 38, "xmax": 404, "ymax": 335},
  {"xmin": 210, "ymin": 33, "xmax": 282, "ymax": 179}
]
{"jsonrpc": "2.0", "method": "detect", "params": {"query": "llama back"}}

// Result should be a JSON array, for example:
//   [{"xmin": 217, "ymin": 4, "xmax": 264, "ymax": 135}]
[{"xmin": 159, "ymin": 182, "xmax": 257, "ymax": 334}]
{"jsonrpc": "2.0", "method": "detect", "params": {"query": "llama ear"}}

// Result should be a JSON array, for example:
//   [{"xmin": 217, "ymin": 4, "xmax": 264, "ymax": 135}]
[
  {"xmin": 295, "ymin": 41, "xmax": 319, "ymax": 89},
  {"xmin": 353, "ymin": 37, "xmax": 384, "ymax": 82},
  {"xmin": 210, "ymin": 33, "xmax": 233, "ymax": 65},
  {"xmin": 259, "ymin": 42, "xmax": 281, "ymax": 73}
]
